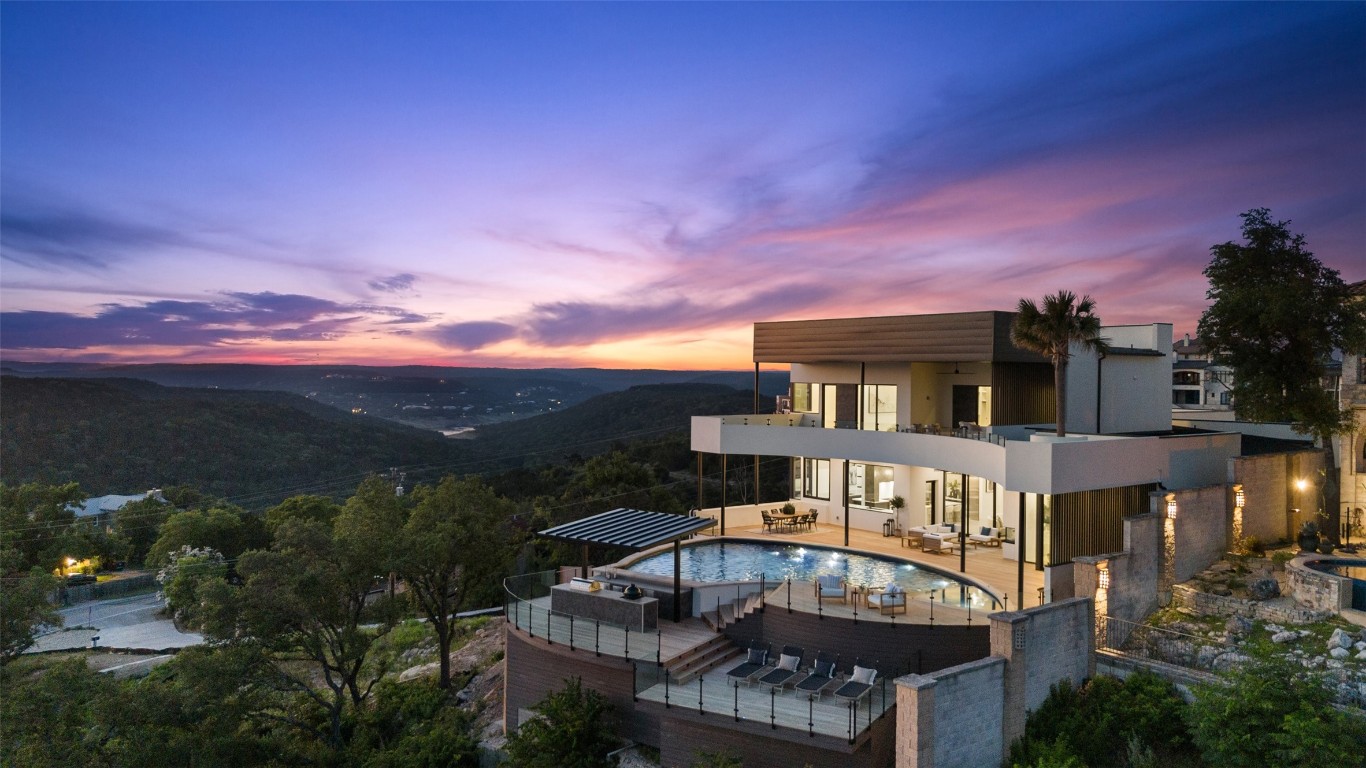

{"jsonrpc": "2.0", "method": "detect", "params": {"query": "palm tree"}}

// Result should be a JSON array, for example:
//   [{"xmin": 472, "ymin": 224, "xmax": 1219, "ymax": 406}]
[{"xmin": 1011, "ymin": 291, "xmax": 1110, "ymax": 437}]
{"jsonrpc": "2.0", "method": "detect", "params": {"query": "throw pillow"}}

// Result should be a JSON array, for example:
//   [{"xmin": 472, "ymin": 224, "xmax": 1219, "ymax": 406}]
[
  {"xmin": 851, "ymin": 665, "xmax": 876, "ymax": 685},
  {"xmin": 748, "ymin": 648, "xmax": 767, "ymax": 665},
  {"xmin": 981, "ymin": 526, "xmax": 991, "ymax": 537},
  {"xmin": 779, "ymin": 653, "xmax": 800, "ymax": 672},
  {"xmin": 814, "ymin": 660, "xmax": 835, "ymax": 677}
]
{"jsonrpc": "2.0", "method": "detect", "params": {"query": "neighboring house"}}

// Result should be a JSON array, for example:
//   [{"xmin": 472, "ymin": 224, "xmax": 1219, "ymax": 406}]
[
  {"xmin": 1170, "ymin": 334, "xmax": 1234, "ymax": 411},
  {"xmin": 71, "ymin": 489, "xmax": 165, "ymax": 530},
  {"xmin": 1336, "ymin": 279, "xmax": 1366, "ymax": 545}
]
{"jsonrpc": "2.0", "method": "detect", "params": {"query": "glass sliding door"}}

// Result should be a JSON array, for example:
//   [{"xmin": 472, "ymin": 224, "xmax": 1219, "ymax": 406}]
[{"xmin": 860, "ymin": 385, "xmax": 897, "ymax": 432}]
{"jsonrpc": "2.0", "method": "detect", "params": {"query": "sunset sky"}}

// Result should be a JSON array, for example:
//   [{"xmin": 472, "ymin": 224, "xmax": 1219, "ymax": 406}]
[{"xmin": 2, "ymin": 3, "xmax": 1363, "ymax": 370}]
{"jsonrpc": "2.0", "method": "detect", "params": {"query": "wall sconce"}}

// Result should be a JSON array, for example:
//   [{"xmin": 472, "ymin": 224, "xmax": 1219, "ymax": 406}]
[
  {"xmin": 1166, "ymin": 497, "xmax": 1178, "ymax": 519},
  {"xmin": 1234, "ymin": 488, "xmax": 1245, "ymax": 508},
  {"xmin": 1098, "ymin": 567, "xmax": 1110, "ymax": 590}
]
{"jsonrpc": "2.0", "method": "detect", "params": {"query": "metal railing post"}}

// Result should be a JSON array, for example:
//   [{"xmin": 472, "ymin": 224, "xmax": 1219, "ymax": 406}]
[
  {"xmin": 760, "ymin": 574, "xmax": 766, "ymax": 611},
  {"xmin": 595, "ymin": 620, "xmax": 601, "ymax": 656},
  {"xmin": 770, "ymin": 686, "xmax": 776, "ymax": 729},
  {"xmin": 657, "ymin": 631, "xmax": 662, "ymax": 666},
  {"xmin": 545, "ymin": 608, "xmax": 553, "ymax": 645},
  {"xmin": 665, "ymin": 669, "xmax": 671, "ymax": 708},
  {"xmin": 733, "ymin": 681, "xmax": 739, "ymax": 721},
  {"xmin": 569, "ymin": 614, "xmax": 575, "ymax": 650},
  {"xmin": 624, "ymin": 626, "xmax": 629, "ymax": 658},
  {"xmin": 698, "ymin": 675, "xmax": 704, "ymax": 715},
  {"xmin": 928, "ymin": 595, "xmax": 934, "ymax": 629},
  {"xmin": 808, "ymin": 695, "xmax": 815, "ymax": 737},
  {"xmin": 786, "ymin": 578, "xmax": 792, "ymax": 613}
]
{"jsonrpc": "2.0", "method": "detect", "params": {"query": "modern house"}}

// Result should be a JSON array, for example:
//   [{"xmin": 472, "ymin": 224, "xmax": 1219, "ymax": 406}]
[
  {"xmin": 691, "ymin": 311, "xmax": 1239, "ymax": 603},
  {"xmin": 503, "ymin": 308, "xmax": 1325, "ymax": 768}
]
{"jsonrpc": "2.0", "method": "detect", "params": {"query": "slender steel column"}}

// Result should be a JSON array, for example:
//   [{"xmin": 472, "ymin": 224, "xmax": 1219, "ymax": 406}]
[
  {"xmin": 843, "ymin": 460, "xmax": 851, "ymax": 547},
  {"xmin": 720, "ymin": 454, "xmax": 727, "ymax": 536},
  {"xmin": 673, "ymin": 540, "xmax": 682, "ymax": 622},
  {"xmin": 1017, "ymin": 494, "xmax": 1026, "ymax": 606}
]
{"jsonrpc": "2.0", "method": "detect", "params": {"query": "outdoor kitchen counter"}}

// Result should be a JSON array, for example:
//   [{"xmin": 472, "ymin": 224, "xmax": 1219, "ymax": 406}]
[{"xmin": 549, "ymin": 583, "xmax": 658, "ymax": 632}]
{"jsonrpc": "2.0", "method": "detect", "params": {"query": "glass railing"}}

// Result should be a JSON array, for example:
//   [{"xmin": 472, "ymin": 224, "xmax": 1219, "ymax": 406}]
[
  {"xmin": 630, "ymin": 658, "xmax": 895, "ymax": 743},
  {"xmin": 715, "ymin": 414, "xmax": 1008, "ymax": 445},
  {"xmin": 503, "ymin": 570, "xmax": 664, "ymax": 664}
]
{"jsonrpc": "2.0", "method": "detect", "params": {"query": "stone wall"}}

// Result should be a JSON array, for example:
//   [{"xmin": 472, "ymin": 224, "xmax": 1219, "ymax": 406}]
[
  {"xmin": 1073, "ymin": 514, "xmax": 1161, "ymax": 626},
  {"xmin": 1169, "ymin": 485, "xmax": 1230, "ymax": 582},
  {"xmin": 895, "ymin": 657, "xmax": 1006, "ymax": 768},
  {"xmin": 1231, "ymin": 450, "xmax": 1324, "ymax": 544},
  {"xmin": 1287, "ymin": 556, "xmax": 1352, "ymax": 613},
  {"xmin": 895, "ymin": 597, "xmax": 1094, "ymax": 768},
  {"xmin": 1170, "ymin": 583, "xmax": 1331, "ymax": 625}
]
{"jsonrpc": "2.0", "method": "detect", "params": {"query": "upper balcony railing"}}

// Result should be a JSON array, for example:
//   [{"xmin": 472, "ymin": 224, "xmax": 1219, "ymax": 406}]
[{"xmin": 715, "ymin": 413, "xmax": 1008, "ymax": 446}]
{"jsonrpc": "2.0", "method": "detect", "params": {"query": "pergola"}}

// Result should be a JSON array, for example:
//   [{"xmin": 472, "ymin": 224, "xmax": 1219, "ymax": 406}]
[{"xmin": 538, "ymin": 507, "xmax": 714, "ymax": 622}]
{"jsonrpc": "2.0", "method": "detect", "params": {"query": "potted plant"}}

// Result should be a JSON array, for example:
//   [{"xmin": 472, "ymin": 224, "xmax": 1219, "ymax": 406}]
[
  {"xmin": 1297, "ymin": 521, "xmax": 1320, "ymax": 554},
  {"xmin": 889, "ymin": 496, "xmax": 906, "ymax": 537},
  {"xmin": 781, "ymin": 502, "xmax": 796, "ymax": 516}
]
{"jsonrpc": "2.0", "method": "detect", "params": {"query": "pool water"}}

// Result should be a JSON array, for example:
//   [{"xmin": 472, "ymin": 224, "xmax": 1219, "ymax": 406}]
[{"xmin": 624, "ymin": 541, "xmax": 999, "ymax": 607}]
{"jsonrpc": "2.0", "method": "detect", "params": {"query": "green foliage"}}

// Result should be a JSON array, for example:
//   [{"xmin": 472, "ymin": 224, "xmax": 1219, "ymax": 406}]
[
  {"xmin": 146, "ymin": 507, "xmax": 250, "ymax": 567},
  {"xmin": 266, "ymin": 494, "xmax": 343, "ymax": 535},
  {"xmin": 1187, "ymin": 650, "xmax": 1366, "ymax": 768},
  {"xmin": 504, "ymin": 677, "xmax": 618, "ymax": 768},
  {"xmin": 399, "ymin": 475, "xmax": 516, "ymax": 688},
  {"xmin": 0, "ymin": 567, "xmax": 61, "ymax": 663},
  {"xmin": 1197, "ymin": 209, "xmax": 1366, "ymax": 438},
  {"xmin": 350, "ymin": 679, "xmax": 481, "ymax": 768},
  {"xmin": 113, "ymin": 496, "xmax": 171, "ymax": 566},
  {"xmin": 0, "ymin": 481, "xmax": 88, "ymax": 571},
  {"xmin": 158, "ymin": 548, "xmax": 228, "ymax": 630},
  {"xmin": 1010, "ymin": 291, "xmax": 1109, "ymax": 437},
  {"xmin": 1010, "ymin": 736, "xmax": 1088, "ymax": 768},
  {"xmin": 1006, "ymin": 672, "xmax": 1191, "ymax": 768},
  {"xmin": 0, "ymin": 656, "xmax": 122, "ymax": 766}
]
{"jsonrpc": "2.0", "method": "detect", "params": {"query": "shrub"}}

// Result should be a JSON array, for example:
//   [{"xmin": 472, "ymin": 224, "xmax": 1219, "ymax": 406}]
[{"xmin": 504, "ymin": 677, "xmax": 617, "ymax": 768}]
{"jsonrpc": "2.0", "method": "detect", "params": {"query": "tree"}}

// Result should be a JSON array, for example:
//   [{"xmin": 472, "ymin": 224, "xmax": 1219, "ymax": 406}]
[
  {"xmin": 399, "ymin": 475, "xmax": 514, "ymax": 689},
  {"xmin": 0, "ymin": 566, "xmax": 61, "ymax": 663},
  {"xmin": 113, "ymin": 495, "xmax": 170, "ymax": 566},
  {"xmin": 157, "ymin": 546, "xmax": 228, "ymax": 629},
  {"xmin": 146, "ymin": 507, "xmax": 247, "ymax": 567},
  {"xmin": 1011, "ymin": 291, "xmax": 1110, "ymax": 437},
  {"xmin": 1198, "ymin": 209, "xmax": 1366, "ymax": 539},
  {"xmin": 200, "ymin": 476, "xmax": 405, "ymax": 749},
  {"xmin": 503, "ymin": 677, "xmax": 618, "ymax": 768},
  {"xmin": 0, "ymin": 482, "xmax": 86, "ymax": 572},
  {"xmin": 265, "ymin": 494, "xmax": 342, "ymax": 536}
]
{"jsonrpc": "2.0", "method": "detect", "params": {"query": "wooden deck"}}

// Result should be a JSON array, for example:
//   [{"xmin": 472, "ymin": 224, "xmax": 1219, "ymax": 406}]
[{"xmin": 635, "ymin": 662, "xmax": 892, "ymax": 740}]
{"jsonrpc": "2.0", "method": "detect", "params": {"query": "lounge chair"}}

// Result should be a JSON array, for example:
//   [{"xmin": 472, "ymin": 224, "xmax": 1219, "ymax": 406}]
[
  {"xmin": 833, "ymin": 660, "xmax": 878, "ymax": 703},
  {"xmin": 815, "ymin": 574, "xmax": 846, "ymax": 604},
  {"xmin": 794, "ymin": 651, "xmax": 839, "ymax": 699},
  {"xmin": 867, "ymin": 584, "xmax": 907, "ymax": 615},
  {"xmin": 922, "ymin": 533, "xmax": 958, "ymax": 553},
  {"xmin": 969, "ymin": 526, "xmax": 1001, "ymax": 547},
  {"xmin": 725, "ymin": 641, "xmax": 772, "ymax": 687},
  {"xmin": 756, "ymin": 645, "xmax": 804, "ymax": 690}
]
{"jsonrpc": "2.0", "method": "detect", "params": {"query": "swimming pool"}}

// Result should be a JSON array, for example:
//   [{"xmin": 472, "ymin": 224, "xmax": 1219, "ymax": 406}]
[{"xmin": 623, "ymin": 540, "xmax": 999, "ymax": 608}]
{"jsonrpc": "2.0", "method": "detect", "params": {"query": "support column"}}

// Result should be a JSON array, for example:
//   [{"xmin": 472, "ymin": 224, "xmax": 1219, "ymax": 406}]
[
  {"xmin": 720, "ymin": 454, "xmax": 727, "ymax": 536},
  {"xmin": 754, "ymin": 362, "xmax": 761, "ymax": 505},
  {"xmin": 1017, "ymin": 495, "xmax": 1026, "ymax": 607},
  {"xmin": 959, "ymin": 473, "xmax": 968, "ymax": 574},
  {"xmin": 673, "ymin": 540, "xmax": 682, "ymax": 623},
  {"xmin": 844, "ymin": 460, "xmax": 851, "ymax": 547}
]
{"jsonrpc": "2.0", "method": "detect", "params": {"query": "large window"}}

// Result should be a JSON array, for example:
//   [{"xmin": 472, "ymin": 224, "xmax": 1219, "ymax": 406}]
[
  {"xmin": 849, "ymin": 462, "xmax": 895, "ymax": 509},
  {"xmin": 860, "ymin": 385, "xmax": 897, "ymax": 432},
  {"xmin": 796, "ymin": 457, "xmax": 830, "ymax": 500},
  {"xmin": 792, "ymin": 383, "xmax": 819, "ymax": 413}
]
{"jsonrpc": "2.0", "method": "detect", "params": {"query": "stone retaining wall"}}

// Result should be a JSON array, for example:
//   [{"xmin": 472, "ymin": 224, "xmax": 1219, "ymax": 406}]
[
  {"xmin": 1171, "ymin": 583, "xmax": 1330, "ymax": 624},
  {"xmin": 1287, "ymin": 555, "xmax": 1352, "ymax": 613}
]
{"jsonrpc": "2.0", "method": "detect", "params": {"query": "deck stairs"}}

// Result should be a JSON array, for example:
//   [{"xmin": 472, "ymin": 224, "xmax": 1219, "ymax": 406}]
[
  {"xmin": 664, "ymin": 634, "xmax": 742, "ymax": 686},
  {"xmin": 700, "ymin": 590, "xmax": 764, "ymax": 631}
]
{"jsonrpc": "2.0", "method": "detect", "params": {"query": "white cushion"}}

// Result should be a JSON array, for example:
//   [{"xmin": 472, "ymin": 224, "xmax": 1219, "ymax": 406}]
[
  {"xmin": 778, "ymin": 653, "xmax": 800, "ymax": 672},
  {"xmin": 851, "ymin": 665, "xmax": 876, "ymax": 685}
]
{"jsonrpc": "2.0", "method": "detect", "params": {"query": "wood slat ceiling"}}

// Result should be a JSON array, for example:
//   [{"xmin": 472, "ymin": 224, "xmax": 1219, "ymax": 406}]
[{"xmin": 753, "ymin": 311, "xmax": 1048, "ymax": 364}]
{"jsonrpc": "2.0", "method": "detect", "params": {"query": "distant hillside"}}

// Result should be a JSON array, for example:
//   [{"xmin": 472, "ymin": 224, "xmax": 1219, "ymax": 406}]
[
  {"xmin": 470, "ymin": 383, "xmax": 758, "ymax": 468},
  {"xmin": 0, "ymin": 376, "xmax": 471, "ymax": 504}
]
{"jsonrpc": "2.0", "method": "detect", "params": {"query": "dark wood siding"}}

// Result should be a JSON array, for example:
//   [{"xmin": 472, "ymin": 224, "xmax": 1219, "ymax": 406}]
[
  {"xmin": 754, "ymin": 311, "xmax": 1048, "ymax": 364},
  {"xmin": 655, "ymin": 704, "xmax": 896, "ymax": 768},
  {"xmin": 991, "ymin": 362, "xmax": 1055, "ymax": 426},
  {"xmin": 1048, "ymin": 484, "xmax": 1154, "ymax": 565}
]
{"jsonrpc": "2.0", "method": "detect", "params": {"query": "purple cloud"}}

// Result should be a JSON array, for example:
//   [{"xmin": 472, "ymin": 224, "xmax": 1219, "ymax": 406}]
[
  {"xmin": 0, "ymin": 292, "xmax": 425, "ymax": 350},
  {"xmin": 0, "ymin": 206, "xmax": 198, "ymax": 269},
  {"xmin": 367, "ymin": 273, "xmax": 416, "ymax": 292},
  {"xmin": 426, "ymin": 321, "xmax": 519, "ymax": 351}
]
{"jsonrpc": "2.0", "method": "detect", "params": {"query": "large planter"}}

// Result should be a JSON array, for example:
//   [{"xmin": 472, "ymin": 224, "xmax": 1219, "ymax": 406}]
[{"xmin": 1298, "ymin": 531, "xmax": 1320, "ymax": 554}]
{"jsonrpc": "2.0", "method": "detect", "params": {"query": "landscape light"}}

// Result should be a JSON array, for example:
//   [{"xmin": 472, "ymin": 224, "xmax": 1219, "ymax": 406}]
[{"xmin": 1097, "ymin": 567, "xmax": 1110, "ymax": 590}]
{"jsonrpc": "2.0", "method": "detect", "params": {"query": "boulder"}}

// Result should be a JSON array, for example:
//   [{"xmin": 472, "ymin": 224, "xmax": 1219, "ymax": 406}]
[
  {"xmin": 1247, "ymin": 578, "xmax": 1280, "ymax": 600},
  {"xmin": 1208, "ymin": 561, "xmax": 1234, "ymax": 574},
  {"xmin": 1329, "ymin": 647, "xmax": 1350, "ymax": 660},
  {"xmin": 1225, "ymin": 616, "xmax": 1254, "ymax": 636},
  {"xmin": 1272, "ymin": 630, "xmax": 1298, "ymax": 644},
  {"xmin": 1357, "ymin": 649, "xmax": 1366, "ymax": 660},
  {"xmin": 1196, "ymin": 645, "xmax": 1222, "ymax": 668},
  {"xmin": 1329, "ymin": 627, "xmax": 1354, "ymax": 650}
]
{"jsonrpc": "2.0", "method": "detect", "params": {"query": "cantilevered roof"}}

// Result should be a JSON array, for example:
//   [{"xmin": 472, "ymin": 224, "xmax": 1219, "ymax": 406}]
[
  {"xmin": 752, "ymin": 311, "xmax": 1050, "ymax": 364},
  {"xmin": 538, "ymin": 508, "xmax": 714, "ymax": 549}
]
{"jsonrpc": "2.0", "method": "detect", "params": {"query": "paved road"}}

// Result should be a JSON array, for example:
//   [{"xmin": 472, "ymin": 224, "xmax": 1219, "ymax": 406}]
[{"xmin": 28, "ymin": 592, "xmax": 204, "ymax": 653}]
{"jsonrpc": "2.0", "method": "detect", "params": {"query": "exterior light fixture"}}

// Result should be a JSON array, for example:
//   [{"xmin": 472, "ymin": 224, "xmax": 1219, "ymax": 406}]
[
  {"xmin": 1166, "ymin": 498, "xmax": 1178, "ymax": 519},
  {"xmin": 1098, "ymin": 567, "xmax": 1110, "ymax": 590},
  {"xmin": 1234, "ymin": 488, "xmax": 1245, "ymax": 508},
  {"xmin": 1295, "ymin": 478, "xmax": 1309, "ymax": 492}
]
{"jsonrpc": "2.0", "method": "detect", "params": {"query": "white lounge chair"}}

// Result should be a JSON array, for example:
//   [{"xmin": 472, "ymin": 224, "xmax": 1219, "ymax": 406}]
[{"xmin": 969, "ymin": 526, "xmax": 1001, "ymax": 547}]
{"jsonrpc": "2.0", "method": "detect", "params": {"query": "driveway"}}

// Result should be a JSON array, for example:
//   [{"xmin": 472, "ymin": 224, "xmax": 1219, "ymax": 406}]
[{"xmin": 28, "ymin": 592, "xmax": 204, "ymax": 653}]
